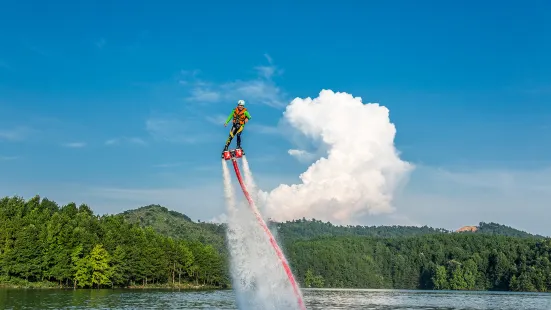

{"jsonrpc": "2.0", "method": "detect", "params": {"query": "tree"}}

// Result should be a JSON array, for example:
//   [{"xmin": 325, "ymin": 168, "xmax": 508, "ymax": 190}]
[
  {"xmin": 89, "ymin": 244, "xmax": 113, "ymax": 288},
  {"xmin": 304, "ymin": 268, "xmax": 324, "ymax": 288},
  {"xmin": 432, "ymin": 265, "xmax": 448, "ymax": 290}
]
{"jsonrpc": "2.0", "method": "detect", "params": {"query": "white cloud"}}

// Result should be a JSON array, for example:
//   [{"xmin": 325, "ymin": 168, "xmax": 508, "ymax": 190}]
[
  {"xmin": 0, "ymin": 126, "xmax": 32, "ymax": 141},
  {"xmin": 62, "ymin": 142, "xmax": 86, "ymax": 148},
  {"xmin": 222, "ymin": 79, "xmax": 286, "ymax": 108},
  {"xmin": 127, "ymin": 137, "xmax": 146, "ymax": 145},
  {"xmin": 287, "ymin": 149, "xmax": 316, "ymax": 163},
  {"xmin": 187, "ymin": 88, "xmax": 221, "ymax": 103},
  {"xmin": 254, "ymin": 66, "xmax": 276, "ymax": 79},
  {"xmin": 262, "ymin": 90, "xmax": 414, "ymax": 223},
  {"xmin": 180, "ymin": 55, "xmax": 288, "ymax": 108},
  {"xmin": 253, "ymin": 53, "xmax": 283, "ymax": 79}
]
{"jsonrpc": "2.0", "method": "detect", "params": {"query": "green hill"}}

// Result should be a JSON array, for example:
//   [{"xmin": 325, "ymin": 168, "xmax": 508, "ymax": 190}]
[
  {"xmin": 270, "ymin": 218, "xmax": 451, "ymax": 244},
  {"xmin": 474, "ymin": 222, "xmax": 545, "ymax": 238},
  {"xmin": 271, "ymin": 218, "xmax": 545, "ymax": 246},
  {"xmin": 120, "ymin": 204, "xmax": 227, "ymax": 253},
  {"xmin": 118, "ymin": 206, "xmax": 545, "ymax": 251}
]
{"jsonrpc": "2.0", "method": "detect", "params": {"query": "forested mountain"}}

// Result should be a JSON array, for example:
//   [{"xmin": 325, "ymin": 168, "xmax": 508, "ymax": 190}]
[
  {"xmin": 271, "ymin": 219, "xmax": 551, "ymax": 292},
  {"xmin": 271, "ymin": 218, "xmax": 451, "ymax": 242},
  {"xmin": 121, "ymin": 205, "xmax": 226, "ymax": 253},
  {"xmin": 475, "ymin": 222, "xmax": 545, "ymax": 238},
  {"xmin": 1, "ymin": 195, "xmax": 550, "ymax": 293},
  {"xmin": 271, "ymin": 218, "xmax": 544, "ymax": 244}
]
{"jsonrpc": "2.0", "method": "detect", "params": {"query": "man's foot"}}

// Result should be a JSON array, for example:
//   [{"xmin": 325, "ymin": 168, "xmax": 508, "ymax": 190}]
[{"xmin": 221, "ymin": 146, "xmax": 229, "ymax": 158}]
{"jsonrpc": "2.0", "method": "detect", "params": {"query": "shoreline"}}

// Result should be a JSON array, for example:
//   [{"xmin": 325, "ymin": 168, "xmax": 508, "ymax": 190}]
[{"xmin": 0, "ymin": 282, "xmax": 226, "ymax": 290}]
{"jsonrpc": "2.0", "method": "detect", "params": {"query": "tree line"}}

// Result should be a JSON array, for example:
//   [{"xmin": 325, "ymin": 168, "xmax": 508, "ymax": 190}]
[
  {"xmin": 2, "ymin": 195, "xmax": 551, "ymax": 293},
  {"xmin": 284, "ymin": 233, "xmax": 551, "ymax": 292},
  {"xmin": 0, "ymin": 196, "xmax": 228, "ymax": 289},
  {"xmin": 272, "ymin": 217, "xmax": 543, "ymax": 241}
]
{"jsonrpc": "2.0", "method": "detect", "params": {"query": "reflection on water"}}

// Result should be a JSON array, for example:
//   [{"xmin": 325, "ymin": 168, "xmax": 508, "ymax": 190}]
[
  {"xmin": 0, "ymin": 288, "xmax": 550, "ymax": 309},
  {"xmin": 306, "ymin": 289, "xmax": 551, "ymax": 310}
]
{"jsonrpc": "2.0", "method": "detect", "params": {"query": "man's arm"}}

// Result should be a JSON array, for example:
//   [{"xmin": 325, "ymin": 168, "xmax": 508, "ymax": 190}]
[
  {"xmin": 244, "ymin": 111, "xmax": 252, "ymax": 122},
  {"xmin": 224, "ymin": 109, "xmax": 234, "ymax": 125}
]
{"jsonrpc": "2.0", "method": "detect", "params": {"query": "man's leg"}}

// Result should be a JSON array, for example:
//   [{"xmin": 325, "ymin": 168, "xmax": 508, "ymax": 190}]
[
  {"xmin": 236, "ymin": 125, "xmax": 244, "ymax": 149},
  {"xmin": 223, "ymin": 125, "xmax": 238, "ymax": 151}
]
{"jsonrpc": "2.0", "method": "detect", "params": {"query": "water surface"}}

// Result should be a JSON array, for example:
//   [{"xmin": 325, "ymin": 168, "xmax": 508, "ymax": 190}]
[{"xmin": 1, "ymin": 288, "xmax": 550, "ymax": 309}]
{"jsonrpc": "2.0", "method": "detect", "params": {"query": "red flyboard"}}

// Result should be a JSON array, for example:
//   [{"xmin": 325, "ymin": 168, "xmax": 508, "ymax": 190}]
[
  {"xmin": 222, "ymin": 149, "xmax": 243, "ymax": 160},
  {"xmin": 222, "ymin": 151, "xmax": 231, "ymax": 160},
  {"xmin": 231, "ymin": 159, "xmax": 306, "ymax": 310}
]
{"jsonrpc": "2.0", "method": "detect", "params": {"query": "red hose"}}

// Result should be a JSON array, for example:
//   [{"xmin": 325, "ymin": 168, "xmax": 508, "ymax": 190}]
[{"xmin": 231, "ymin": 159, "xmax": 306, "ymax": 310}]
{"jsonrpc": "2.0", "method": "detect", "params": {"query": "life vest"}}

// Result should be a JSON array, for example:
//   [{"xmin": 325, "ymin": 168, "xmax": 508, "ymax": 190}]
[{"xmin": 233, "ymin": 107, "xmax": 248, "ymax": 125}]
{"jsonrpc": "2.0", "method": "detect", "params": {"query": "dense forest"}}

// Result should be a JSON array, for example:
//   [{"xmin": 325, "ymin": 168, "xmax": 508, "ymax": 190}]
[
  {"xmin": 274, "ymin": 219, "xmax": 551, "ymax": 292},
  {"xmin": 1, "ymin": 195, "xmax": 550, "ymax": 293},
  {"xmin": 285, "ymin": 233, "xmax": 551, "ymax": 292},
  {"xmin": 0, "ymin": 196, "xmax": 228, "ymax": 289}
]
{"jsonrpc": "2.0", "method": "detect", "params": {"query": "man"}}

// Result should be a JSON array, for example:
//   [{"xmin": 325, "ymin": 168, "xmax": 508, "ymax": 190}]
[{"xmin": 223, "ymin": 99, "xmax": 251, "ymax": 153}]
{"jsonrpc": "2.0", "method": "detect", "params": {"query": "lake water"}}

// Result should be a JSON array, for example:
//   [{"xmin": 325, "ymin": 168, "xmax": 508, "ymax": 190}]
[{"xmin": 1, "ymin": 288, "xmax": 550, "ymax": 309}]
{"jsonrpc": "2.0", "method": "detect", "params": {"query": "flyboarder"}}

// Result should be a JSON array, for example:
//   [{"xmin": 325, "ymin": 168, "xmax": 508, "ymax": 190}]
[{"xmin": 222, "ymin": 99, "xmax": 251, "ymax": 154}]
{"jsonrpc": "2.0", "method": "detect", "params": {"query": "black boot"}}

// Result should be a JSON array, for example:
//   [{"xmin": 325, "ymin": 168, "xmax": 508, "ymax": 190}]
[
  {"xmin": 221, "ymin": 145, "xmax": 229, "ymax": 158},
  {"xmin": 236, "ymin": 143, "xmax": 245, "ymax": 155}
]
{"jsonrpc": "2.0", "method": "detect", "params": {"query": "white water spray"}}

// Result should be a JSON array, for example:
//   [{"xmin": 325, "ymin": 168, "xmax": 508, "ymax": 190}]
[
  {"xmin": 241, "ymin": 156, "xmax": 286, "ymax": 262},
  {"xmin": 241, "ymin": 156, "xmax": 260, "ymax": 203},
  {"xmin": 222, "ymin": 159, "xmax": 302, "ymax": 309},
  {"xmin": 222, "ymin": 159, "xmax": 237, "ymax": 214}
]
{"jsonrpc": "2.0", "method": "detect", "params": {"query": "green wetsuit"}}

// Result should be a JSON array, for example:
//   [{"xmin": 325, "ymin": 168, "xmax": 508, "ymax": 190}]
[{"xmin": 224, "ymin": 108, "xmax": 252, "ymax": 125}]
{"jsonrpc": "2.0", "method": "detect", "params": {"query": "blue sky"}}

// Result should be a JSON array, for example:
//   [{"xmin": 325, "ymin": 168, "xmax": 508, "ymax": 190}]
[{"xmin": 1, "ymin": 1, "xmax": 551, "ymax": 235}]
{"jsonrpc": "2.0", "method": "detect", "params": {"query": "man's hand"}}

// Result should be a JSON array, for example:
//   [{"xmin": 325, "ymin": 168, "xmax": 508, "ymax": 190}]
[
  {"xmin": 224, "ymin": 123, "xmax": 227, "ymax": 127},
  {"xmin": 245, "ymin": 118, "xmax": 249, "ymax": 124}
]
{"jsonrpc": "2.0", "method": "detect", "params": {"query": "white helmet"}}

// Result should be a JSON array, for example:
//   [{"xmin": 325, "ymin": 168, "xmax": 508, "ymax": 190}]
[{"xmin": 237, "ymin": 99, "xmax": 245, "ymax": 106}]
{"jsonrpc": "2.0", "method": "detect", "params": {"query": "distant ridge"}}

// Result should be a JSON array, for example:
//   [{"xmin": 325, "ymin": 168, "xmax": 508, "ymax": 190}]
[
  {"xmin": 455, "ymin": 222, "xmax": 545, "ymax": 238},
  {"xmin": 117, "ymin": 205, "xmax": 548, "ymax": 246}
]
